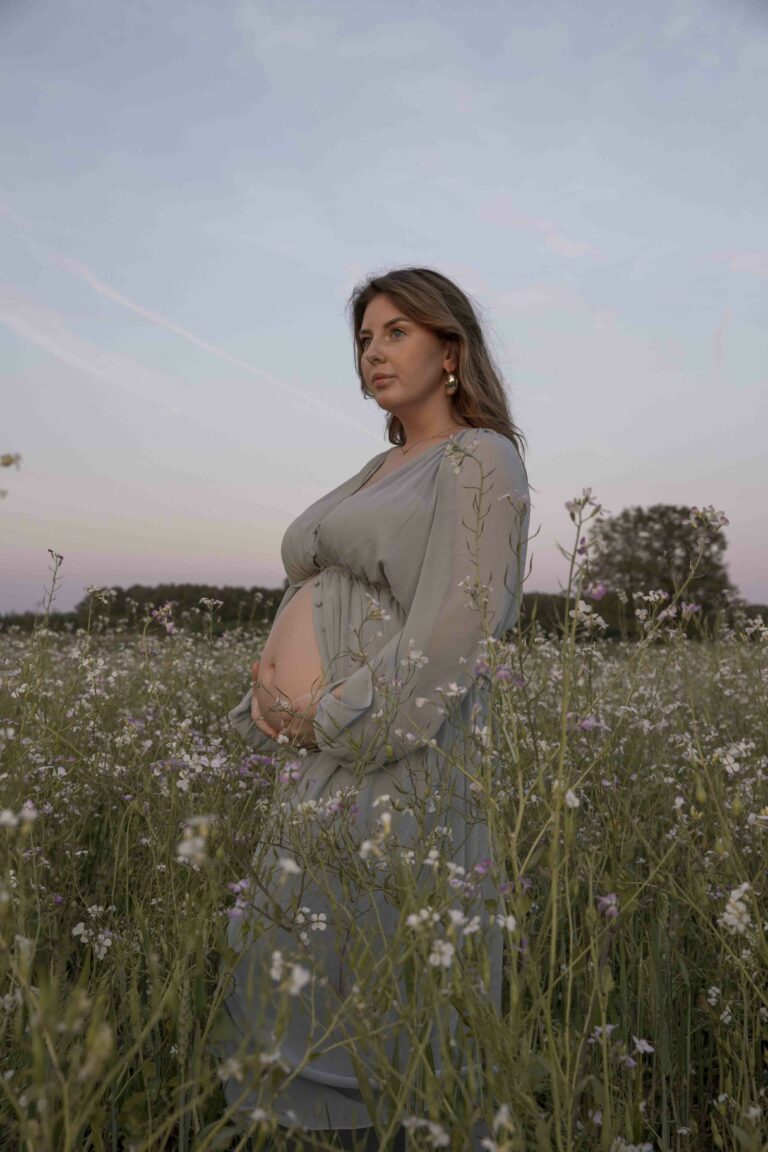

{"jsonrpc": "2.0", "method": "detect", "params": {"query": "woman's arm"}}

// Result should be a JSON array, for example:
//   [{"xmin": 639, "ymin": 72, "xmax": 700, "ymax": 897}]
[{"xmin": 311, "ymin": 431, "xmax": 530, "ymax": 773}]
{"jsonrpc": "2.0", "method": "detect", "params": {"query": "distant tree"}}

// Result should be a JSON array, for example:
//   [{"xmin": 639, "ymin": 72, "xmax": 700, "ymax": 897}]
[
  {"xmin": 73, "ymin": 582, "xmax": 285, "ymax": 631},
  {"xmin": 1, "ymin": 453, "xmax": 21, "ymax": 498},
  {"xmin": 587, "ymin": 503, "xmax": 738, "ymax": 606}
]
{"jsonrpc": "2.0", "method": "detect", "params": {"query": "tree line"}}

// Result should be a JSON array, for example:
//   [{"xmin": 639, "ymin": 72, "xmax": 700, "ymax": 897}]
[{"xmin": 2, "ymin": 503, "xmax": 765, "ymax": 640}]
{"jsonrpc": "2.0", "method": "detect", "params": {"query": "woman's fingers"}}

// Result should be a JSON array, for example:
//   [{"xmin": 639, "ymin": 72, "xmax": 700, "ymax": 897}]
[
  {"xmin": 250, "ymin": 659, "xmax": 284, "ymax": 740},
  {"xmin": 255, "ymin": 716, "xmax": 281, "ymax": 740},
  {"xmin": 248, "ymin": 660, "xmax": 316, "ymax": 746}
]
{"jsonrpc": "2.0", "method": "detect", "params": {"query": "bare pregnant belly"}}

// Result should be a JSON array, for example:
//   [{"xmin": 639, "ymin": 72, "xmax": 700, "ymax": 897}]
[{"xmin": 254, "ymin": 580, "xmax": 327, "ymax": 729}]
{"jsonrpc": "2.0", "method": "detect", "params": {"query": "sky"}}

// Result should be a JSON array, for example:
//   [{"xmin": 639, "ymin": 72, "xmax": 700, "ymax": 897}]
[{"xmin": 2, "ymin": 0, "xmax": 767, "ymax": 614}]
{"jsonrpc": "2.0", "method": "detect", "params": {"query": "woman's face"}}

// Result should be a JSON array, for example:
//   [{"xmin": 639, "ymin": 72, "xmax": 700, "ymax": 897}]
[{"xmin": 358, "ymin": 293, "xmax": 456, "ymax": 411}]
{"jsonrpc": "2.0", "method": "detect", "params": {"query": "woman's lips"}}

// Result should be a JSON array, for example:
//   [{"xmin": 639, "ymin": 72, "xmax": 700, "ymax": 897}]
[{"xmin": 373, "ymin": 376, "xmax": 393, "ymax": 389}]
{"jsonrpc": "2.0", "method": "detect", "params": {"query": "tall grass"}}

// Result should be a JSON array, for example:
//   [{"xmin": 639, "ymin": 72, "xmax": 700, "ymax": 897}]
[{"xmin": 0, "ymin": 494, "xmax": 766, "ymax": 1152}]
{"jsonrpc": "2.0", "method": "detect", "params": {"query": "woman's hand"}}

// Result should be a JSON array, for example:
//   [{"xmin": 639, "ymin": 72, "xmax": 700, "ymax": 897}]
[
  {"xmin": 251, "ymin": 660, "xmax": 320, "ymax": 749},
  {"xmin": 274, "ymin": 688, "xmax": 320, "ymax": 748},
  {"xmin": 251, "ymin": 660, "xmax": 281, "ymax": 740}
]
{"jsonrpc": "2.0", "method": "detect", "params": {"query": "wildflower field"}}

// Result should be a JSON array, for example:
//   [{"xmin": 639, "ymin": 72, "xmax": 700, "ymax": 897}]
[{"xmin": 1, "ymin": 502, "xmax": 767, "ymax": 1152}]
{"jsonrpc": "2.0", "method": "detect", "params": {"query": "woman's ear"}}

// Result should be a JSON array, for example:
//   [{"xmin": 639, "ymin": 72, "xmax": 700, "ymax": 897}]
[{"xmin": 443, "ymin": 339, "xmax": 458, "ymax": 373}]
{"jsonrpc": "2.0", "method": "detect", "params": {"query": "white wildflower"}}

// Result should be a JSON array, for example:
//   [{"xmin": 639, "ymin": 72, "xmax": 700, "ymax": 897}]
[
  {"xmin": 217, "ymin": 1057, "xmax": 243, "ymax": 1083},
  {"xmin": 18, "ymin": 801, "xmax": 38, "ymax": 824},
  {"xmin": 402, "ymin": 1118, "xmax": 450, "ymax": 1148},
  {"xmin": 175, "ymin": 815, "xmax": 215, "ymax": 867},
  {"xmin": 93, "ymin": 931, "xmax": 113, "ymax": 960},
  {"xmin": 175, "ymin": 835, "xmax": 206, "ymax": 866},
  {"xmin": 407, "ymin": 907, "xmax": 440, "ymax": 929},
  {"xmin": 718, "ymin": 882, "xmax": 752, "ymax": 935},
  {"xmin": 270, "ymin": 951, "xmax": 284, "ymax": 981},
  {"xmin": 493, "ymin": 1103, "xmax": 513, "ymax": 1134},
  {"xmin": 287, "ymin": 963, "xmax": 311, "ymax": 996},
  {"xmin": 428, "ymin": 939, "xmax": 455, "ymax": 969},
  {"xmin": 401, "ymin": 641, "xmax": 429, "ymax": 669}
]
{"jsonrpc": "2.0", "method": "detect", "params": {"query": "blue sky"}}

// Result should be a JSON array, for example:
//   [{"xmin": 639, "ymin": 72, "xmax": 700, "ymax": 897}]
[{"xmin": 2, "ymin": 0, "xmax": 767, "ymax": 613}]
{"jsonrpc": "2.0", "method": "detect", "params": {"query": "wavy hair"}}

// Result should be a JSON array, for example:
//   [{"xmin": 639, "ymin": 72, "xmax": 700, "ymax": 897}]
[{"xmin": 347, "ymin": 267, "xmax": 527, "ymax": 460}]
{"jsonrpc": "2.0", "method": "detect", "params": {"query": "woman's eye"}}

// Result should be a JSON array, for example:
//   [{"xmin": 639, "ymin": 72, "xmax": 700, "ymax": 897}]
[{"xmin": 360, "ymin": 327, "xmax": 406, "ymax": 349}]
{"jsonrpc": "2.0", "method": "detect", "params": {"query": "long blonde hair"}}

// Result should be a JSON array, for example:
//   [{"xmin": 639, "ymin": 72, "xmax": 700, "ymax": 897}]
[{"xmin": 348, "ymin": 267, "xmax": 527, "ymax": 460}]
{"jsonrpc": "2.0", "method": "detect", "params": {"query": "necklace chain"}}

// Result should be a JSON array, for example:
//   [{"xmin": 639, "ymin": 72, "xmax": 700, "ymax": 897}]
[{"xmin": 400, "ymin": 425, "xmax": 463, "ymax": 455}]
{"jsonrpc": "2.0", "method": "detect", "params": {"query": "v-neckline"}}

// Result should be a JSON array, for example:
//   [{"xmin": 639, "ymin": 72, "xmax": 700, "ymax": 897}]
[{"xmin": 347, "ymin": 429, "xmax": 468, "ymax": 498}]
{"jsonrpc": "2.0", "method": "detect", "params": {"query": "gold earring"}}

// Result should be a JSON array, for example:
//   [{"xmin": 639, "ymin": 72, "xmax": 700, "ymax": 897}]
[{"xmin": 445, "ymin": 372, "xmax": 459, "ymax": 395}]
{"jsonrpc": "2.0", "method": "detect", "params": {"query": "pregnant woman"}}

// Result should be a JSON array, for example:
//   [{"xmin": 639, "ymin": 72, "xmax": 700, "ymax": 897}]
[{"xmin": 212, "ymin": 267, "xmax": 531, "ymax": 1150}]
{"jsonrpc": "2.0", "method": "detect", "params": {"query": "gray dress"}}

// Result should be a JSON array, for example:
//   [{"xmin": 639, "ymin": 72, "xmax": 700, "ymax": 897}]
[{"xmin": 212, "ymin": 427, "xmax": 530, "ymax": 1134}]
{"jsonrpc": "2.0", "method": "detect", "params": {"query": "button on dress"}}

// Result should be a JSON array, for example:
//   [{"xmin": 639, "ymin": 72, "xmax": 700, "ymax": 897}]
[{"xmin": 212, "ymin": 427, "xmax": 531, "ymax": 1133}]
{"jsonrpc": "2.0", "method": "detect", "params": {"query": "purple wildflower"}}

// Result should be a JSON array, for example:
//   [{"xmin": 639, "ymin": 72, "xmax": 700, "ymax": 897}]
[
  {"xmin": 597, "ymin": 893, "xmax": 619, "ymax": 919},
  {"xmin": 278, "ymin": 761, "xmax": 303, "ymax": 784}
]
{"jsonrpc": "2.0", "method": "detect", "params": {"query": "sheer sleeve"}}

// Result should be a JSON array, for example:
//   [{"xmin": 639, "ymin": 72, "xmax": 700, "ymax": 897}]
[{"xmin": 312, "ymin": 430, "xmax": 530, "ymax": 774}]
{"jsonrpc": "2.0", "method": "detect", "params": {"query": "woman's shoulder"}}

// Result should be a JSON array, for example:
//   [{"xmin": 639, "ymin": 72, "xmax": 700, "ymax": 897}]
[
  {"xmin": 457, "ymin": 425, "xmax": 514, "ymax": 443},
  {"xmin": 450, "ymin": 427, "xmax": 529, "ymax": 489},
  {"xmin": 456, "ymin": 426, "xmax": 524, "ymax": 460}
]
